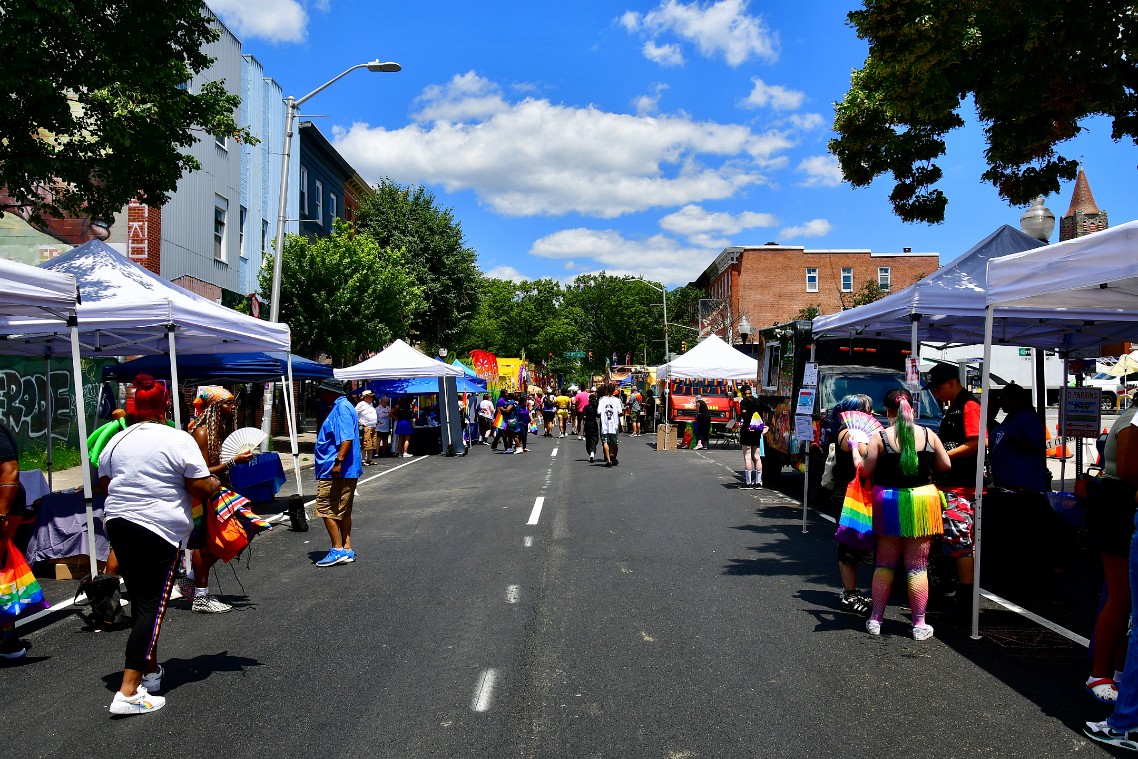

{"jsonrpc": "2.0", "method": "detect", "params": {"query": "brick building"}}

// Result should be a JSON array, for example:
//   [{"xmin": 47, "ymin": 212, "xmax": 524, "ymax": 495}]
[
  {"xmin": 1058, "ymin": 167, "xmax": 1108, "ymax": 242},
  {"xmin": 693, "ymin": 245, "xmax": 940, "ymax": 334}
]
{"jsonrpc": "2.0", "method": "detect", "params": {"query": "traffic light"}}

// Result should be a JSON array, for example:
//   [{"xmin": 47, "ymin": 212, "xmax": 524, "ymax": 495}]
[{"xmin": 681, "ymin": 340, "xmax": 688, "ymax": 353}]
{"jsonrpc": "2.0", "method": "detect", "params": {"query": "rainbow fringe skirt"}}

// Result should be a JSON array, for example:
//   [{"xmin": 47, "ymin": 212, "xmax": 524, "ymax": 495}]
[{"xmin": 871, "ymin": 484, "xmax": 945, "ymax": 538}]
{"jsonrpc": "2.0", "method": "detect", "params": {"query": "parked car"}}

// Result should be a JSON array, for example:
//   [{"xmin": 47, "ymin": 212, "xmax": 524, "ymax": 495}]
[{"xmin": 1080, "ymin": 372, "xmax": 1136, "ymax": 411}]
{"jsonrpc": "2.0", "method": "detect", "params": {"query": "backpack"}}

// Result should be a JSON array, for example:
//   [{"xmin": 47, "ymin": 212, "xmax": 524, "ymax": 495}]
[{"xmin": 76, "ymin": 573, "xmax": 124, "ymax": 630}]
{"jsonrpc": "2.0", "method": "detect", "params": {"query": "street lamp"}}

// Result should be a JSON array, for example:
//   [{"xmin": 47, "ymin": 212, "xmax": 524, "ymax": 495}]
[
  {"xmin": 627, "ymin": 276, "xmax": 669, "ymax": 359},
  {"xmin": 268, "ymin": 59, "xmax": 401, "ymax": 323},
  {"xmin": 737, "ymin": 315, "xmax": 752, "ymax": 344}
]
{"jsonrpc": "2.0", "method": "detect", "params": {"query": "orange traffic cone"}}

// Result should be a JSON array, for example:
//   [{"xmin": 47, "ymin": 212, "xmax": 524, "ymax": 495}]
[{"xmin": 1046, "ymin": 424, "xmax": 1070, "ymax": 459}]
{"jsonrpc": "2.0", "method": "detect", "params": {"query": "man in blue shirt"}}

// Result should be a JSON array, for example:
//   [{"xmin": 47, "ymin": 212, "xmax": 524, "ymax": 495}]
[
  {"xmin": 990, "ymin": 383, "xmax": 1048, "ymax": 492},
  {"xmin": 313, "ymin": 378, "xmax": 362, "ymax": 567}
]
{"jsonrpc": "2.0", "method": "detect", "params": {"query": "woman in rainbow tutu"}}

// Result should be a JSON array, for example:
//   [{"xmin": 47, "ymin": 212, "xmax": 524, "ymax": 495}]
[{"xmin": 857, "ymin": 387, "xmax": 951, "ymax": 640}]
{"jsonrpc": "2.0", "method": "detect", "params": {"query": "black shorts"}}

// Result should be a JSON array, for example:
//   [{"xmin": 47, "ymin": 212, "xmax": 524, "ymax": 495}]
[{"xmin": 1086, "ymin": 476, "xmax": 1138, "ymax": 557}]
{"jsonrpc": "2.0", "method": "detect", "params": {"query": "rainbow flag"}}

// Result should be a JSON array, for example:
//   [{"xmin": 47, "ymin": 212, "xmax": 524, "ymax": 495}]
[{"xmin": 1, "ymin": 539, "xmax": 48, "ymax": 620}]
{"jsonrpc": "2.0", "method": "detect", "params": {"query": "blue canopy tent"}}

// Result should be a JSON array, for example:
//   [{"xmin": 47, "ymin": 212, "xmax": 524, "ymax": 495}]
[
  {"xmin": 102, "ymin": 352, "xmax": 332, "ymax": 384},
  {"xmin": 366, "ymin": 374, "xmax": 487, "ymax": 397}
]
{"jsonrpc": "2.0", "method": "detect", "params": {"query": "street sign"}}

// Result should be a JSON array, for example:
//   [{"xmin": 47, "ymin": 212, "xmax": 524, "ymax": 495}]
[{"xmin": 563, "ymin": 351, "xmax": 586, "ymax": 358}]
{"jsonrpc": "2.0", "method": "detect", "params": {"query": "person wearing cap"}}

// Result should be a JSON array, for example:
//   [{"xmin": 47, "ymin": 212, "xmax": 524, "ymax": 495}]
[
  {"xmin": 356, "ymin": 389, "xmax": 378, "ymax": 466},
  {"xmin": 925, "ymin": 362, "xmax": 980, "ymax": 606},
  {"xmin": 313, "ymin": 378, "xmax": 362, "ymax": 567}
]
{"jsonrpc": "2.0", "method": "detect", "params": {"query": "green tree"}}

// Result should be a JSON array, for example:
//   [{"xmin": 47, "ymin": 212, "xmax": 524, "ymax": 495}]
[
  {"xmin": 260, "ymin": 220, "xmax": 423, "ymax": 365},
  {"xmin": 0, "ymin": 1, "xmax": 252, "ymax": 225},
  {"xmin": 354, "ymin": 179, "xmax": 481, "ymax": 351},
  {"xmin": 852, "ymin": 279, "xmax": 888, "ymax": 307},
  {"xmin": 796, "ymin": 304, "xmax": 822, "ymax": 321},
  {"xmin": 829, "ymin": 1, "xmax": 1138, "ymax": 223}
]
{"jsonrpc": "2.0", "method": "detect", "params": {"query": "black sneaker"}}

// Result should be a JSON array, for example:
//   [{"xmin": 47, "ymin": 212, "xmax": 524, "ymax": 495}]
[
  {"xmin": 1085, "ymin": 720, "xmax": 1138, "ymax": 751},
  {"xmin": 840, "ymin": 590, "xmax": 871, "ymax": 616},
  {"xmin": 0, "ymin": 637, "xmax": 27, "ymax": 660},
  {"xmin": 612, "ymin": 458, "xmax": 619, "ymax": 466}
]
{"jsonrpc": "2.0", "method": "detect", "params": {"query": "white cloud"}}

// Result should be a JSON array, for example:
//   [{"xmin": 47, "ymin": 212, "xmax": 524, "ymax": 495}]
[
  {"xmin": 787, "ymin": 113, "xmax": 825, "ymax": 130},
  {"xmin": 780, "ymin": 219, "xmax": 833, "ymax": 239},
  {"xmin": 484, "ymin": 265, "xmax": 528, "ymax": 283},
  {"xmin": 644, "ymin": 41, "xmax": 685, "ymax": 66},
  {"xmin": 797, "ymin": 155, "xmax": 844, "ymax": 187},
  {"xmin": 413, "ymin": 71, "xmax": 510, "ymax": 123},
  {"xmin": 335, "ymin": 74, "xmax": 791, "ymax": 219},
  {"xmin": 633, "ymin": 83, "xmax": 669, "ymax": 115},
  {"xmin": 530, "ymin": 228, "xmax": 718, "ymax": 286},
  {"xmin": 622, "ymin": 0, "xmax": 778, "ymax": 67},
  {"xmin": 740, "ymin": 78, "xmax": 805, "ymax": 111},
  {"xmin": 658, "ymin": 204, "xmax": 777, "ymax": 243},
  {"xmin": 207, "ymin": 0, "xmax": 308, "ymax": 44}
]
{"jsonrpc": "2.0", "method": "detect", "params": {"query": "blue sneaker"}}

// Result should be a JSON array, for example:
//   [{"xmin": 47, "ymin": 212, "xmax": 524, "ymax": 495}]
[
  {"xmin": 341, "ymin": 549, "xmax": 356, "ymax": 563},
  {"xmin": 316, "ymin": 548, "xmax": 347, "ymax": 567}
]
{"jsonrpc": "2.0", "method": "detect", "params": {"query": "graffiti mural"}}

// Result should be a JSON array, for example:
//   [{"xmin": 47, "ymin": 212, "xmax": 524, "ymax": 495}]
[{"xmin": 0, "ymin": 357, "xmax": 110, "ymax": 452}]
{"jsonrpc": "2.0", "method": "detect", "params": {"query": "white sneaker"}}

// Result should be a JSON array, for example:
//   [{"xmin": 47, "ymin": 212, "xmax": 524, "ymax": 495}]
[
  {"xmin": 589, "ymin": 453, "xmax": 594, "ymax": 462},
  {"xmin": 866, "ymin": 619, "xmax": 881, "ymax": 636},
  {"xmin": 191, "ymin": 595, "xmax": 232, "ymax": 614},
  {"xmin": 109, "ymin": 687, "xmax": 165, "ymax": 716},
  {"xmin": 912, "ymin": 624, "xmax": 934, "ymax": 641},
  {"xmin": 140, "ymin": 665, "xmax": 164, "ymax": 693}
]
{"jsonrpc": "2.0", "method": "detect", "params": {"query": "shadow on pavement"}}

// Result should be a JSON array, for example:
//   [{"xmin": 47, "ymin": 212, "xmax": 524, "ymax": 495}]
[{"xmin": 99, "ymin": 650, "xmax": 264, "ymax": 693}]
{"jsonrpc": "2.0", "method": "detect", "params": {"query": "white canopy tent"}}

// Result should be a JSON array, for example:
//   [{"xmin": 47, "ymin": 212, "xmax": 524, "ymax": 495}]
[
  {"xmin": 812, "ymin": 225, "xmax": 1046, "ymax": 352},
  {"xmin": 0, "ymin": 259, "xmax": 98, "ymax": 573},
  {"xmin": 656, "ymin": 334, "xmax": 758, "ymax": 380},
  {"xmin": 966, "ymin": 219, "xmax": 1138, "ymax": 638},
  {"xmin": 334, "ymin": 339, "xmax": 466, "ymax": 381}
]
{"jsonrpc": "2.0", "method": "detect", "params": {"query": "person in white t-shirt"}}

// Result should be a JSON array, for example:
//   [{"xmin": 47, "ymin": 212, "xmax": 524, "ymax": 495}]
[
  {"xmin": 477, "ymin": 394, "xmax": 495, "ymax": 444},
  {"xmin": 99, "ymin": 374, "xmax": 218, "ymax": 717},
  {"xmin": 355, "ymin": 389, "xmax": 378, "ymax": 465},
  {"xmin": 597, "ymin": 383, "xmax": 624, "ymax": 467},
  {"xmin": 376, "ymin": 396, "xmax": 392, "ymax": 458}
]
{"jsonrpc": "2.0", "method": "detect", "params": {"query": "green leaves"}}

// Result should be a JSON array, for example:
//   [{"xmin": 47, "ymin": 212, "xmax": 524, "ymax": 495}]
[{"xmin": 830, "ymin": 0, "xmax": 1136, "ymax": 223}]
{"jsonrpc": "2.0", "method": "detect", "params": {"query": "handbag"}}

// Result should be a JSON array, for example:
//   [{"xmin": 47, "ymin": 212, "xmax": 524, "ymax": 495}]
[
  {"xmin": 206, "ymin": 488, "xmax": 273, "ymax": 563},
  {"xmin": 819, "ymin": 443, "xmax": 838, "ymax": 491},
  {"xmin": 834, "ymin": 468, "xmax": 875, "ymax": 550},
  {"xmin": 493, "ymin": 410, "xmax": 507, "ymax": 430},
  {"xmin": 76, "ymin": 573, "xmax": 123, "ymax": 629},
  {"xmin": 1, "ymin": 537, "xmax": 47, "ymax": 620}
]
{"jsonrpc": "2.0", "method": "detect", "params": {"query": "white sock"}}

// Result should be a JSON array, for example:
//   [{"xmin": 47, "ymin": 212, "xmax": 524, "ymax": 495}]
[
  {"xmin": 194, "ymin": 587, "xmax": 209, "ymax": 598},
  {"xmin": 744, "ymin": 471, "xmax": 751, "ymax": 485}
]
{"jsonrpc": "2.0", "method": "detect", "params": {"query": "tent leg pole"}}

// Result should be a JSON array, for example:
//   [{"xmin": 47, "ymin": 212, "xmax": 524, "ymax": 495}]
[
  {"xmin": 70, "ymin": 323, "xmax": 96, "ymax": 578},
  {"xmin": 971, "ymin": 306, "xmax": 995, "ymax": 640},
  {"xmin": 44, "ymin": 353, "xmax": 53, "ymax": 492},
  {"xmin": 1061, "ymin": 358, "xmax": 1069, "ymax": 490},
  {"xmin": 283, "ymin": 363, "xmax": 302, "ymax": 498}
]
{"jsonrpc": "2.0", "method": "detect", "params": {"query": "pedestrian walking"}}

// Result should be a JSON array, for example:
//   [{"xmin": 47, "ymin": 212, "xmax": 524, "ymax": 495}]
[
  {"xmin": 628, "ymin": 391, "xmax": 643, "ymax": 436},
  {"xmin": 583, "ymin": 391, "xmax": 599, "ymax": 463},
  {"xmin": 575, "ymin": 386, "xmax": 590, "ymax": 439},
  {"xmin": 478, "ymin": 393, "xmax": 494, "ymax": 444},
  {"xmin": 694, "ymin": 393, "xmax": 711, "ymax": 450},
  {"xmin": 376, "ymin": 396, "xmax": 392, "ymax": 458},
  {"xmin": 99, "ymin": 374, "xmax": 220, "ymax": 715},
  {"xmin": 828, "ymin": 394, "xmax": 875, "ymax": 615},
  {"xmin": 598, "ymin": 384, "xmax": 624, "ymax": 467},
  {"xmin": 738, "ymin": 385, "xmax": 766, "ymax": 487},
  {"xmin": 313, "ymin": 378, "xmax": 362, "ymax": 567},
  {"xmin": 542, "ymin": 388, "xmax": 557, "ymax": 437},
  {"xmin": 0, "ymin": 417, "xmax": 30, "ymax": 660},
  {"xmin": 393, "ymin": 397, "xmax": 414, "ymax": 457}
]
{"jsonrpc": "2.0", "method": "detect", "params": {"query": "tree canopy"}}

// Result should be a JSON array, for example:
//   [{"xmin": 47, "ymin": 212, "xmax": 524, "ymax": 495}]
[
  {"xmin": 353, "ymin": 179, "xmax": 481, "ymax": 350},
  {"xmin": 829, "ymin": 1, "xmax": 1138, "ymax": 223},
  {"xmin": 0, "ymin": 0, "xmax": 251, "ymax": 225}
]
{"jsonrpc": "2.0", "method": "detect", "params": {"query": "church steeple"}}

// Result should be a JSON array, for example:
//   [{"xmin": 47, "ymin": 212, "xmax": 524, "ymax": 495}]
[{"xmin": 1059, "ymin": 166, "xmax": 1108, "ymax": 241}]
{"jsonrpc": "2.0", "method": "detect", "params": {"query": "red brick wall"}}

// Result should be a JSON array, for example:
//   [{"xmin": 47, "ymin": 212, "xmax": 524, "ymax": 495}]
[
  {"xmin": 709, "ymin": 247, "xmax": 939, "ymax": 330},
  {"xmin": 126, "ymin": 200, "xmax": 162, "ymax": 275}
]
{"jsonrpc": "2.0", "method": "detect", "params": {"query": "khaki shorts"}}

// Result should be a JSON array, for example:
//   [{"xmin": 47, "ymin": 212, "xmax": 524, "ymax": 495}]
[
  {"xmin": 315, "ymin": 477, "xmax": 357, "ymax": 520},
  {"xmin": 360, "ymin": 425, "xmax": 378, "ymax": 452}
]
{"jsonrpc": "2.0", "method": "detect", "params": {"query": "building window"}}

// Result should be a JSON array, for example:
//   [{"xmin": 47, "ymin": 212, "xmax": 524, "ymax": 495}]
[
  {"xmin": 805, "ymin": 267, "xmax": 818, "ymax": 292},
  {"xmin": 261, "ymin": 220, "xmax": 269, "ymax": 255},
  {"xmin": 878, "ymin": 266, "xmax": 891, "ymax": 289},
  {"xmin": 329, "ymin": 192, "xmax": 338, "ymax": 222},
  {"xmin": 315, "ymin": 180, "xmax": 323, "ymax": 225},
  {"xmin": 299, "ymin": 166, "xmax": 308, "ymax": 215},
  {"xmin": 841, "ymin": 267, "xmax": 853, "ymax": 292},
  {"xmin": 213, "ymin": 195, "xmax": 228, "ymax": 261},
  {"xmin": 215, "ymin": 134, "xmax": 227, "ymax": 150},
  {"xmin": 239, "ymin": 206, "xmax": 248, "ymax": 258}
]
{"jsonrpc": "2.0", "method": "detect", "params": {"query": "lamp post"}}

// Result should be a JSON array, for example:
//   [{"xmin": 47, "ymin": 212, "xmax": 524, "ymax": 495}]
[
  {"xmin": 438, "ymin": 347, "xmax": 456, "ymax": 456},
  {"xmin": 737, "ymin": 315, "xmax": 752, "ymax": 345},
  {"xmin": 261, "ymin": 59, "xmax": 399, "ymax": 443},
  {"xmin": 268, "ymin": 59, "xmax": 401, "ymax": 323},
  {"xmin": 628, "ymin": 277, "xmax": 669, "ymax": 360}
]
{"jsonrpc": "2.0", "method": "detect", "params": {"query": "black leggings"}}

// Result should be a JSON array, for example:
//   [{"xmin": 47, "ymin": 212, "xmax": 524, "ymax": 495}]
[{"xmin": 105, "ymin": 518, "xmax": 179, "ymax": 672}]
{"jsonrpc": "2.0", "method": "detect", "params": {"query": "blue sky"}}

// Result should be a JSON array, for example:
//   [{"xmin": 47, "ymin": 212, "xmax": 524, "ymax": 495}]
[{"xmin": 208, "ymin": 0, "xmax": 1138, "ymax": 287}]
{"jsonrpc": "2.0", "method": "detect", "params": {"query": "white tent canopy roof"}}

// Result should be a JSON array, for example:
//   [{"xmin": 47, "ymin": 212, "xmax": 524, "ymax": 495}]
[
  {"xmin": 334, "ymin": 339, "xmax": 467, "ymax": 380},
  {"xmin": 1, "ymin": 241, "xmax": 291, "ymax": 356},
  {"xmin": 0, "ymin": 257, "xmax": 77, "ymax": 327},
  {"xmin": 812, "ymin": 225, "xmax": 1045, "ymax": 346},
  {"xmin": 657, "ymin": 334, "xmax": 758, "ymax": 380}
]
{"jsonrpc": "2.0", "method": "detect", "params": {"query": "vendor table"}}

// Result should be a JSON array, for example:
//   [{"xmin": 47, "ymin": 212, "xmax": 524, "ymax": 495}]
[
  {"xmin": 24, "ymin": 490, "xmax": 110, "ymax": 564},
  {"xmin": 409, "ymin": 426, "xmax": 442, "ymax": 456},
  {"xmin": 228, "ymin": 452, "xmax": 286, "ymax": 503},
  {"xmin": 19, "ymin": 469, "xmax": 49, "ymax": 505}
]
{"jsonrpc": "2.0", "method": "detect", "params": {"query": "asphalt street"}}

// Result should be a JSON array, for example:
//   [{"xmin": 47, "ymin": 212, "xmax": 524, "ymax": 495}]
[{"xmin": 4, "ymin": 430, "xmax": 1118, "ymax": 758}]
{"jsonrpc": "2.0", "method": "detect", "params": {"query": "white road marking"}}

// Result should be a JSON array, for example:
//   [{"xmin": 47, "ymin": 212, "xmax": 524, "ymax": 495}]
[
  {"xmin": 979, "ymin": 589, "xmax": 1089, "ymax": 647},
  {"xmin": 524, "ymin": 536, "xmax": 533, "ymax": 548},
  {"xmin": 527, "ymin": 496, "xmax": 545, "ymax": 525},
  {"xmin": 551, "ymin": 447, "xmax": 558, "ymax": 457},
  {"xmin": 303, "ymin": 455, "xmax": 427, "ymax": 507},
  {"xmin": 506, "ymin": 585, "xmax": 520, "ymax": 603},
  {"xmin": 471, "ymin": 668, "xmax": 499, "ymax": 712}
]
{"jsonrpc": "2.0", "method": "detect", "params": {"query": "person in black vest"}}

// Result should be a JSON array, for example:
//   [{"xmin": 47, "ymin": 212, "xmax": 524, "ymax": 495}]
[
  {"xmin": 694, "ymin": 393, "xmax": 712, "ymax": 450},
  {"xmin": 925, "ymin": 362, "xmax": 981, "ymax": 604}
]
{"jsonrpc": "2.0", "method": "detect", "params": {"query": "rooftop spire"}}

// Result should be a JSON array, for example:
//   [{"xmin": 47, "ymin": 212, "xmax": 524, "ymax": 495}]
[{"xmin": 1064, "ymin": 166, "xmax": 1101, "ymax": 218}]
